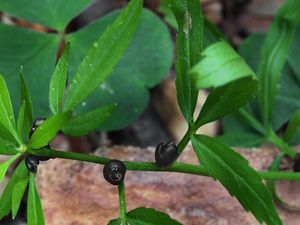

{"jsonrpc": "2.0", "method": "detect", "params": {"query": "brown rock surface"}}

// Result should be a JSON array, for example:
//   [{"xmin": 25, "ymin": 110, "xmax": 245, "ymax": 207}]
[{"xmin": 36, "ymin": 146, "xmax": 300, "ymax": 225}]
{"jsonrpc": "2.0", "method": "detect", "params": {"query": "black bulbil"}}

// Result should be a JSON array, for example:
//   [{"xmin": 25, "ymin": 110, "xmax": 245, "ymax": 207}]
[
  {"xmin": 103, "ymin": 160, "xmax": 126, "ymax": 185},
  {"xmin": 155, "ymin": 141, "xmax": 178, "ymax": 168}
]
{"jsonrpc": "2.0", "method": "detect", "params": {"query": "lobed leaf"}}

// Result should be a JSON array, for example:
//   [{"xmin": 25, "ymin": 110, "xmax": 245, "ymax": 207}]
[
  {"xmin": 0, "ymin": 0, "xmax": 92, "ymax": 31},
  {"xmin": 126, "ymin": 207, "xmax": 182, "ymax": 225},
  {"xmin": 0, "ymin": 160, "xmax": 28, "ymax": 220},
  {"xmin": 170, "ymin": 0, "xmax": 204, "ymax": 122},
  {"xmin": 191, "ymin": 135, "xmax": 282, "ymax": 225},
  {"xmin": 27, "ymin": 173, "xmax": 45, "ymax": 225},
  {"xmin": 257, "ymin": 0, "xmax": 300, "ymax": 126},
  {"xmin": 195, "ymin": 76, "xmax": 259, "ymax": 128},
  {"xmin": 49, "ymin": 43, "xmax": 70, "ymax": 115},
  {"xmin": 0, "ymin": 23, "xmax": 60, "ymax": 119},
  {"xmin": 64, "ymin": 0, "xmax": 143, "ymax": 111},
  {"xmin": 29, "ymin": 111, "xmax": 71, "ymax": 149},
  {"xmin": 190, "ymin": 41, "xmax": 255, "ymax": 89},
  {"xmin": 62, "ymin": 105, "xmax": 115, "ymax": 136}
]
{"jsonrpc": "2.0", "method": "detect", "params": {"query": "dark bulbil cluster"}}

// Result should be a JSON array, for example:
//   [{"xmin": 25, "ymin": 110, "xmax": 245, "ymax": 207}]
[
  {"xmin": 25, "ymin": 155, "xmax": 40, "ymax": 173},
  {"xmin": 293, "ymin": 153, "xmax": 300, "ymax": 172},
  {"xmin": 155, "ymin": 141, "xmax": 178, "ymax": 168},
  {"xmin": 29, "ymin": 117, "xmax": 46, "ymax": 137},
  {"xmin": 103, "ymin": 160, "xmax": 126, "ymax": 185}
]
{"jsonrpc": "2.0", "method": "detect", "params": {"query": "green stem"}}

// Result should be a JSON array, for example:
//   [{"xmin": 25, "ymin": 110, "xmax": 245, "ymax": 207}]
[
  {"xmin": 32, "ymin": 148, "xmax": 300, "ymax": 181},
  {"xmin": 118, "ymin": 181, "xmax": 127, "ymax": 224},
  {"xmin": 267, "ymin": 130, "xmax": 296, "ymax": 159},
  {"xmin": 177, "ymin": 125, "xmax": 193, "ymax": 155},
  {"xmin": 237, "ymin": 108, "xmax": 265, "ymax": 135}
]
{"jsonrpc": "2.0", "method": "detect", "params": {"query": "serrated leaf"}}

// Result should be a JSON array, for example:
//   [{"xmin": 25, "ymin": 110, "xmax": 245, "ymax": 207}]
[
  {"xmin": 20, "ymin": 71, "xmax": 33, "ymax": 140},
  {"xmin": 195, "ymin": 76, "xmax": 259, "ymax": 128},
  {"xmin": 49, "ymin": 43, "xmax": 69, "ymax": 115},
  {"xmin": 284, "ymin": 109, "xmax": 300, "ymax": 142},
  {"xmin": 191, "ymin": 135, "xmax": 282, "ymax": 225},
  {"xmin": 160, "ymin": 0, "xmax": 224, "ymax": 48},
  {"xmin": 27, "ymin": 173, "xmax": 45, "ymax": 225},
  {"xmin": 126, "ymin": 207, "xmax": 182, "ymax": 225},
  {"xmin": 0, "ymin": 154, "xmax": 20, "ymax": 184},
  {"xmin": 257, "ymin": 0, "xmax": 300, "ymax": 125},
  {"xmin": 67, "ymin": 9, "xmax": 172, "ymax": 131},
  {"xmin": 62, "ymin": 105, "xmax": 115, "ymax": 136},
  {"xmin": 190, "ymin": 41, "xmax": 255, "ymax": 89},
  {"xmin": 29, "ymin": 111, "xmax": 71, "ymax": 149},
  {"xmin": 64, "ymin": 0, "xmax": 143, "ymax": 111},
  {"xmin": 0, "ymin": 74, "xmax": 20, "ymax": 144},
  {"xmin": 0, "ymin": 0, "xmax": 92, "ymax": 31},
  {"xmin": 0, "ymin": 160, "xmax": 28, "ymax": 220},
  {"xmin": 12, "ymin": 175, "xmax": 29, "ymax": 219},
  {"xmin": 170, "ymin": 0, "xmax": 204, "ymax": 122}
]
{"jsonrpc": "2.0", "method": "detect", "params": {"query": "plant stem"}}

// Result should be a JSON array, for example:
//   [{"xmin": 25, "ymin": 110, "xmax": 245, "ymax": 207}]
[
  {"xmin": 32, "ymin": 148, "xmax": 300, "ymax": 181},
  {"xmin": 237, "ymin": 108, "xmax": 265, "ymax": 135},
  {"xmin": 118, "ymin": 181, "xmax": 127, "ymax": 224},
  {"xmin": 177, "ymin": 125, "xmax": 194, "ymax": 155},
  {"xmin": 267, "ymin": 130, "xmax": 296, "ymax": 159}
]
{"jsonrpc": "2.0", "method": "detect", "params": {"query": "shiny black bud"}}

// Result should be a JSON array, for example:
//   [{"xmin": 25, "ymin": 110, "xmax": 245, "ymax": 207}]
[
  {"xmin": 30, "ymin": 117, "xmax": 46, "ymax": 137},
  {"xmin": 293, "ymin": 153, "xmax": 300, "ymax": 172},
  {"xmin": 103, "ymin": 160, "xmax": 126, "ymax": 185},
  {"xmin": 25, "ymin": 155, "xmax": 40, "ymax": 173},
  {"xmin": 155, "ymin": 141, "xmax": 178, "ymax": 167}
]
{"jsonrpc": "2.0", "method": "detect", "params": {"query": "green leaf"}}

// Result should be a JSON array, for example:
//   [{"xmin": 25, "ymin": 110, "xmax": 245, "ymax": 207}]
[
  {"xmin": 64, "ymin": 0, "xmax": 143, "ymax": 111},
  {"xmin": 283, "ymin": 110, "xmax": 300, "ymax": 141},
  {"xmin": 62, "ymin": 105, "xmax": 115, "ymax": 136},
  {"xmin": 67, "ymin": 9, "xmax": 172, "ymax": 131},
  {"xmin": 0, "ymin": 160, "xmax": 28, "ymax": 220},
  {"xmin": 0, "ymin": 138, "xmax": 18, "ymax": 155},
  {"xmin": 107, "ymin": 218, "xmax": 121, "ymax": 225},
  {"xmin": 170, "ymin": 0, "xmax": 204, "ymax": 122},
  {"xmin": 29, "ymin": 111, "xmax": 71, "ymax": 149},
  {"xmin": 191, "ymin": 135, "xmax": 282, "ymax": 225},
  {"xmin": 0, "ymin": 154, "xmax": 20, "ymax": 184},
  {"xmin": 195, "ymin": 76, "xmax": 259, "ymax": 128},
  {"xmin": 190, "ymin": 41, "xmax": 255, "ymax": 89},
  {"xmin": 126, "ymin": 207, "xmax": 182, "ymax": 225},
  {"xmin": 17, "ymin": 101, "xmax": 26, "ymax": 140},
  {"xmin": 217, "ymin": 132, "xmax": 264, "ymax": 148},
  {"xmin": 0, "ymin": 74, "xmax": 20, "ymax": 144},
  {"xmin": 0, "ymin": 23, "xmax": 60, "ymax": 119},
  {"xmin": 27, "ymin": 173, "xmax": 45, "ymax": 225},
  {"xmin": 257, "ymin": 0, "xmax": 300, "ymax": 126},
  {"xmin": 0, "ymin": 0, "xmax": 92, "ymax": 31},
  {"xmin": 222, "ymin": 24, "xmax": 300, "ymax": 147},
  {"xmin": 20, "ymin": 71, "xmax": 33, "ymax": 141},
  {"xmin": 12, "ymin": 175, "xmax": 30, "ymax": 219},
  {"xmin": 49, "ymin": 43, "xmax": 70, "ymax": 115}
]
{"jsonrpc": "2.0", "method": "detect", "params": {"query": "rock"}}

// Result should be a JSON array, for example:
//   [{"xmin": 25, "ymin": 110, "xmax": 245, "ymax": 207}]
[{"xmin": 36, "ymin": 145, "xmax": 300, "ymax": 225}]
